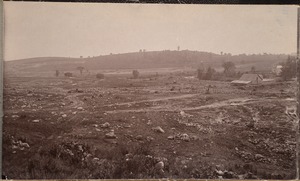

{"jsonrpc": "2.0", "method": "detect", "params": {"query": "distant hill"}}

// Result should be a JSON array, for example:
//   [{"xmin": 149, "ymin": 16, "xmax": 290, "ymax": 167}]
[{"xmin": 4, "ymin": 50, "xmax": 289, "ymax": 77}]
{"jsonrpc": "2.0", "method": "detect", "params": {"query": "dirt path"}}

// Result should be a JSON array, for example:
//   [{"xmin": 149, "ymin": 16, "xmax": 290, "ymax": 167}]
[
  {"xmin": 104, "ymin": 94, "xmax": 198, "ymax": 107},
  {"xmin": 106, "ymin": 97, "xmax": 294, "ymax": 114}
]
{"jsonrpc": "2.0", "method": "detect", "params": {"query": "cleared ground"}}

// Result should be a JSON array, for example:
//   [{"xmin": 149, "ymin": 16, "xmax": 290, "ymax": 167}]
[{"xmin": 2, "ymin": 72, "xmax": 297, "ymax": 179}]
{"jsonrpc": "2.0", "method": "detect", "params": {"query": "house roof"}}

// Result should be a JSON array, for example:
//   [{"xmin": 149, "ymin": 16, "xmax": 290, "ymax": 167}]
[
  {"xmin": 239, "ymin": 74, "xmax": 263, "ymax": 81},
  {"xmin": 231, "ymin": 73, "xmax": 263, "ymax": 85},
  {"xmin": 231, "ymin": 80, "xmax": 252, "ymax": 84}
]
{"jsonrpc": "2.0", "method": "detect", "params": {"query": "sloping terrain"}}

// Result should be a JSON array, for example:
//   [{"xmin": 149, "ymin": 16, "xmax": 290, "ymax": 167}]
[
  {"xmin": 5, "ymin": 51, "xmax": 287, "ymax": 77},
  {"xmin": 2, "ymin": 72, "xmax": 297, "ymax": 179}
]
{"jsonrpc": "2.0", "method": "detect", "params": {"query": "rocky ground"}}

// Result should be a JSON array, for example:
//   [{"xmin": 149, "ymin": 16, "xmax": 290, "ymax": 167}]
[{"xmin": 2, "ymin": 73, "xmax": 298, "ymax": 179}]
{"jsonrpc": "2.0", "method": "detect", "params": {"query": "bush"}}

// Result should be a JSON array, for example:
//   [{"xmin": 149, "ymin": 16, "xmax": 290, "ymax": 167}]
[
  {"xmin": 64, "ymin": 72, "xmax": 73, "ymax": 77},
  {"xmin": 279, "ymin": 56, "xmax": 297, "ymax": 81},
  {"xmin": 132, "ymin": 70, "xmax": 139, "ymax": 79},
  {"xmin": 96, "ymin": 73, "xmax": 105, "ymax": 79}
]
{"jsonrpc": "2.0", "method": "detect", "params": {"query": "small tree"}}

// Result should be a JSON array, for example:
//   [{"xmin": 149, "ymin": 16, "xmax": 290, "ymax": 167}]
[
  {"xmin": 77, "ymin": 66, "xmax": 85, "ymax": 75},
  {"xmin": 197, "ymin": 68, "xmax": 205, "ymax": 80},
  {"xmin": 250, "ymin": 66, "xmax": 256, "ymax": 73},
  {"xmin": 132, "ymin": 70, "xmax": 139, "ymax": 79},
  {"xmin": 55, "ymin": 70, "xmax": 60, "ymax": 77},
  {"xmin": 96, "ymin": 73, "xmax": 105, "ymax": 79},
  {"xmin": 280, "ymin": 56, "xmax": 297, "ymax": 81},
  {"xmin": 204, "ymin": 67, "xmax": 216, "ymax": 80}
]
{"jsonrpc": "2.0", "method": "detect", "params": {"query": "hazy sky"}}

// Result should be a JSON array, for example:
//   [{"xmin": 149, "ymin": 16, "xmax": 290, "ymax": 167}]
[{"xmin": 4, "ymin": 3, "xmax": 298, "ymax": 61}]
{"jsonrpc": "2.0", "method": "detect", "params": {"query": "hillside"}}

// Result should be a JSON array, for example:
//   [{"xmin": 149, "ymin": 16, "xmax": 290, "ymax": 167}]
[{"xmin": 4, "ymin": 50, "xmax": 289, "ymax": 77}]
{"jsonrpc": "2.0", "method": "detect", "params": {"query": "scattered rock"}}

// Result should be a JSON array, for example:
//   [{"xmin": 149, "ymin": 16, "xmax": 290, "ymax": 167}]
[
  {"xmin": 146, "ymin": 136, "xmax": 154, "ymax": 142},
  {"xmin": 77, "ymin": 107, "xmax": 84, "ymax": 110},
  {"xmin": 105, "ymin": 131, "xmax": 117, "ymax": 139},
  {"xmin": 32, "ymin": 119, "xmax": 40, "ymax": 123},
  {"xmin": 180, "ymin": 133, "xmax": 190, "ymax": 142},
  {"xmin": 124, "ymin": 125, "xmax": 131, "ymax": 128},
  {"xmin": 223, "ymin": 170, "xmax": 235, "ymax": 178},
  {"xmin": 155, "ymin": 161, "xmax": 164, "ymax": 170},
  {"xmin": 93, "ymin": 157, "xmax": 100, "ymax": 161},
  {"xmin": 167, "ymin": 136, "xmax": 175, "ymax": 140},
  {"xmin": 19, "ymin": 141, "xmax": 30, "ymax": 148},
  {"xmin": 180, "ymin": 110, "xmax": 192, "ymax": 117},
  {"xmin": 125, "ymin": 153, "xmax": 133, "ymax": 161},
  {"xmin": 136, "ymin": 135, "xmax": 143, "ymax": 140},
  {"xmin": 152, "ymin": 126, "xmax": 165, "ymax": 133},
  {"xmin": 215, "ymin": 169, "xmax": 224, "ymax": 176},
  {"xmin": 101, "ymin": 122, "xmax": 110, "ymax": 128},
  {"xmin": 255, "ymin": 153, "xmax": 265, "ymax": 161},
  {"xmin": 147, "ymin": 120, "xmax": 152, "ymax": 125}
]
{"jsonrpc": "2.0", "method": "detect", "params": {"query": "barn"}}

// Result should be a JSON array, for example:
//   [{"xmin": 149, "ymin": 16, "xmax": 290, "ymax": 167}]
[{"xmin": 231, "ymin": 73, "xmax": 263, "ymax": 85}]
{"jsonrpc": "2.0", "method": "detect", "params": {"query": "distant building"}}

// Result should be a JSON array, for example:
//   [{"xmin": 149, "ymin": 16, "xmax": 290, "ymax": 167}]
[{"xmin": 231, "ymin": 73, "xmax": 263, "ymax": 85}]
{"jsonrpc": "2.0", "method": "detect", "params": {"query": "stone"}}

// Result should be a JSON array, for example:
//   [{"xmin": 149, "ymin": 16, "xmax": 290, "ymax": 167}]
[
  {"xmin": 180, "ymin": 133, "xmax": 190, "ymax": 142},
  {"xmin": 255, "ymin": 154, "xmax": 264, "ymax": 160},
  {"xmin": 77, "ymin": 107, "xmax": 84, "ymax": 110},
  {"xmin": 155, "ymin": 161, "xmax": 164, "ymax": 170},
  {"xmin": 32, "ymin": 119, "xmax": 40, "ymax": 123},
  {"xmin": 167, "ymin": 136, "xmax": 175, "ymax": 140},
  {"xmin": 146, "ymin": 136, "xmax": 154, "ymax": 142},
  {"xmin": 215, "ymin": 169, "xmax": 224, "ymax": 176},
  {"xmin": 101, "ymin": 122, "xmax": 110, "ymax": 128},
  {"xmin": 105, "ymin": 131, "xmax": 117, "ymax": 139},
  {"xmin": 136, "ymin": 135, "xmax": 143, "ymax": 140},
  {"xmin": 152, "ymin": 126, "xmax": 165, "ymax": 133}
]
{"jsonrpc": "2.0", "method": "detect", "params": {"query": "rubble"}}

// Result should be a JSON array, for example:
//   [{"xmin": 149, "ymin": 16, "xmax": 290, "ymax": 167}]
[
  {"xmin": 136, "ymin": 135, "xmax": 143, "ymax": 140},
  {"xmin": 101, "ymin": 122, "xmax": 110, "ymax": 128},
  {"xmin": 105, "ymin": 131, "xmax": 117, "ymax": 139},
  {"xmin": 152, "ymin": 126, "xmax": 165, "ymax": 133},
  {"xmin": 77, "ymin": 107, "xmax": 84, "ymax": 110},
  {"xmin": 32, "ymin": 119, "xmax": 40, "ymax": 123},
  {"xmin": 167, "ymin": 136, "xmax": 175, "ymax": 140}
]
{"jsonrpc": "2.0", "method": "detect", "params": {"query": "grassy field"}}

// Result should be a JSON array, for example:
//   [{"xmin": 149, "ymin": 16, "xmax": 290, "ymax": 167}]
[{"xmin": 2, "ymin": 71, "xmax": 297, "ymax": 179}]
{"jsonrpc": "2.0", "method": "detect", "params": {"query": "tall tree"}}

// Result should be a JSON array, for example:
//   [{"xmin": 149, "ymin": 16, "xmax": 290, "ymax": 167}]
[
  {"xmin": 222, "ymin": 61, "xmax": 236, "ymax": 77},
  {"xmin": 280, "ymin": 56, "xmax": 297, "ymax": 81}
]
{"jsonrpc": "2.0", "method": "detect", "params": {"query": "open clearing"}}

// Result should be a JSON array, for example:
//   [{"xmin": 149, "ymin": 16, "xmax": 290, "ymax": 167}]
[{"xmin": 2, "ymin": 72, "xmax": 297, "ymax": 179}]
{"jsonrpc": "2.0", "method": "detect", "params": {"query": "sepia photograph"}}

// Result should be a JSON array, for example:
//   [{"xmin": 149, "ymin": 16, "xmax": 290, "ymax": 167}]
[{"xmin": 2, "ymin": 3, "xmax": 299, "ymax": 179}]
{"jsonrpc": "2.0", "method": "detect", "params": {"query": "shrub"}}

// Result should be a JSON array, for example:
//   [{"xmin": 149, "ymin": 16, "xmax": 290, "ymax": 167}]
[
  {"xmin": 96, "ymin": 73, "xmax": 105, "ymax": 79},
  {"xmin": 64, "ymin": 72, "xmax": 73, "ymax": 77},
  {"xmin": 132, "ymin": 70, "xmax": 139, "ymax": 79}
]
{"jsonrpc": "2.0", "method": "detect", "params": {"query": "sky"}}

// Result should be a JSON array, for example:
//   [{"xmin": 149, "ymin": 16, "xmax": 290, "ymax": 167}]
[{"xmin": 3, "ymin": 3, "xmax": 298, "ymax": 61}]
